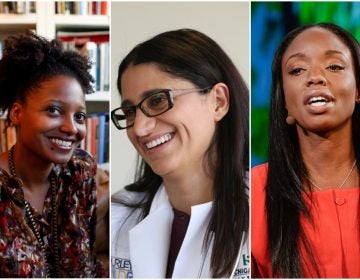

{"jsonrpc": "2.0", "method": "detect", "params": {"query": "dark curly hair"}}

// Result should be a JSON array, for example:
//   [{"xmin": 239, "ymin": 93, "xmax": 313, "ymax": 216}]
[{"xmin": 0, "ymin": 31, "xmax": 94, "ymax": 123}]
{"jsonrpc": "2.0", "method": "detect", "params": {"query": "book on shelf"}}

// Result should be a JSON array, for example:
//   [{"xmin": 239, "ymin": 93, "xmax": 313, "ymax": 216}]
[
  {"xmin": 55, "ymin": 1, "xmax": 108, "ymax": 15},
  {"xmin": 0, "ymin": 1, "xmax": 36, "ymax": 14},
  {"xmin": 81, "ymin": 113, "xmax": 109, "ymax": 164},
  {"xmin": 6, "ymin": 125, "xmax": 16, "ymax": 151},
  {"xmin": 0, "ymin": 119, "xmax": 16, "ymax": 153},
  {"xmin": 0, "ymin": 120, "xmax": 6, "ymax": 153},
  {"xmin": 97, "ymin": 113, "xmax": 107, "ymax": 164},
  {"xmin": 57, "ymin": 30, "xmax": 110, "ymax": 93}
]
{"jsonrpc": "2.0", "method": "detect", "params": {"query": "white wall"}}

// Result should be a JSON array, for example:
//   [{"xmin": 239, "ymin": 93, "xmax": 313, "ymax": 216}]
[{"xmin": 110, "ymin": 2, "xmax": 249, "ymax": 194}]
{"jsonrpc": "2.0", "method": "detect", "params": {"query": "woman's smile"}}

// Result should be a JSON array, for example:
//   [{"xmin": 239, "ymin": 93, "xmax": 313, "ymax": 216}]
[
  {"xmin": 48, "ymin": 137, "xmax": 76, "ymax": 151},
  {"xmin": 304, "ymin": 90, "xmax": 335, "ymax": 114},
  {"xmin": 144, "ymin": 132, "xmax": 174, "ymax": 150},
  {"xmin": 122, "ymin": 63, "xmax": 217, "ymax": 177}
]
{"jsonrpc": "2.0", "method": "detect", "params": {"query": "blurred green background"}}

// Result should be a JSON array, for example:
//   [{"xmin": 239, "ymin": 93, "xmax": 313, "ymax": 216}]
[{"xmin": 251, "ymin": 1, "xmax": 360, "ymax": 166}]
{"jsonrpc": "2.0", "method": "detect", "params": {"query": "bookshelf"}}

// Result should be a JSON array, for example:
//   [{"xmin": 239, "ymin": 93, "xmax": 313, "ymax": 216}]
[{"xmin": 0, "ymin": 1, "xmax": 110, "ymax": 163}]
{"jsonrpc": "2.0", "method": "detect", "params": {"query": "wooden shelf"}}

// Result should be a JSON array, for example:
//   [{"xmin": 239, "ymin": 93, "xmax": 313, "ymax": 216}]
[
  {"xmin": 54, "ymin": 14, "xmax": 109, "ymax": 28},
  {"xmin": 85, "ymin": 91, "xmax": 109, "ymax": 102},
  {"xmin": 0, "ymin": 14, "xmax": 37, "ymax": 24},
  {"xmin": 0, "ymin": 14, "xmax": 36, "ymax": 33}
]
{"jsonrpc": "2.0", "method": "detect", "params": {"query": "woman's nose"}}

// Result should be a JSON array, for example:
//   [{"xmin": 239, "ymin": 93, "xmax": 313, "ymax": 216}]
[
  {"xmin": 60, "ymin": 116, "xmax": 78, "ymax": 134},
  {"xmin": 307, "ymin": 68, "xmax": 326, "ymax": 87},
  {"xmin": 132, "ymin": 109, "xmax": 156, "ymax": 136}
]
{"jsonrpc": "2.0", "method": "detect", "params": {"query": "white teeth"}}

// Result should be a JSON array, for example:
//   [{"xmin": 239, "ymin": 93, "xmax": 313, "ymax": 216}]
[
  {"xmin": 311, "ymin": 101, "xmax": 327, "ymax": 107},
  {"xmin": 50, "ymin": 138, "xmax": 72, "ymax": 148},
  {"xmin": 146, "ymin": 134, "xmax": 172, "ymax": 149},
  {"xmin": 309, "ymin": 96, "xmax": 328, "ymax": 106}
]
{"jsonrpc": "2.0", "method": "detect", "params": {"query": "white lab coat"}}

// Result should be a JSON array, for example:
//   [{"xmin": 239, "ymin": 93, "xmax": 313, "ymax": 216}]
[{"xmin": 111, "ymin": 184, "xmax": 250, "ymax": 278}]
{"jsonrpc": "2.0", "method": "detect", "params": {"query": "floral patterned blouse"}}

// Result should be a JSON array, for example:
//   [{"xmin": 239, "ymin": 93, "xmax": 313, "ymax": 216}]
[{"xmin": 0, "ymin": 149, "xmax": 102, "ymax": 278}]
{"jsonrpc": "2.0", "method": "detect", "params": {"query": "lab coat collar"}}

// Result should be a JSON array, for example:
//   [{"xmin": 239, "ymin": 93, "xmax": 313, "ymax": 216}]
[
  {"xmin": 129, "ymin": 184, "xmax": 173, "ymax": 278},
  {"xmin": 129, "ymin": 184, "xmax": 214, "ymax": 278},
  {"xmin": 172, "ymin": 201, "xmax": 213, "ymax": 278}
]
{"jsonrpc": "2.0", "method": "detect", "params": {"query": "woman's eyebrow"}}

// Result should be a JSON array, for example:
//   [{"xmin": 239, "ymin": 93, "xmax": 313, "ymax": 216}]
[
  {"xmin": 121, "ymin": 99, "xmax": 133, "ymax": 107},
  {"xmin": 284, "ymin": 49, "xmax": 347, "ymax": 66},
  {"xmin": 284, "ymin": 52, "xmax": 306, "ymax": 65},
  {"xmin": 324, "ymin": 49, "xmax": 346, "ymax": 57},
  {"xmin": 45, "ymin": 99, "xmax": 86, "ymax": 111},
  {"xmin": 121, "ymin": 88, "xmax": 167, "ymax": 106}
]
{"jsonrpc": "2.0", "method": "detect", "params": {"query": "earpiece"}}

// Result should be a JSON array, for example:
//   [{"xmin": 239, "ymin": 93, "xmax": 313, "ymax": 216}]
[{"xmin": 286, "ymin": 115, "xmax": 296, "ymax": 125}]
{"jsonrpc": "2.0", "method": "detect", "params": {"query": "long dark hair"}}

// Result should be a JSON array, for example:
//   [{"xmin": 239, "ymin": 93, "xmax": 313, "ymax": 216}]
[
  {"xmin": 114, "ymin": 29, "xmax": 249, "ymax": 277},
  {"xmin": 267, "ymin": 22, "xmax": 360, "ymax": 277}
]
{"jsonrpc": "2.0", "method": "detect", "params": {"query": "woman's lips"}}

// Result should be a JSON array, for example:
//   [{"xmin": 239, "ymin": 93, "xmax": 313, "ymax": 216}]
[{"xmin": 145, "ymin": 133, "xmax": 173, "ymax": 149}]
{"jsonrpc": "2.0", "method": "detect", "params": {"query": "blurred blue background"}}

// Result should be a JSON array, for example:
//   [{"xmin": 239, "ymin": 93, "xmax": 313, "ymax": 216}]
[{"xmin": 251, "ymin": 1, "xmax": 360, "ymax": 166}]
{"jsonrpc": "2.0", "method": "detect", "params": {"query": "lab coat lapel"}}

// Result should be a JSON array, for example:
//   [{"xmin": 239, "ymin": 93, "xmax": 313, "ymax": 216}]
[
  {"xmin": 172, "ymin": 201, "xmax": 213, "ymax": 278},
  {"xmin": 129, "ymin": 185, "xmax": 173, "ymax": 278}
]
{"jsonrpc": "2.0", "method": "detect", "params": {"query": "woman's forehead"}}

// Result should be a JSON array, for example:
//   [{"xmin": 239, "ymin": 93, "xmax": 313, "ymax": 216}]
[{"xmin": 283, "ymin": 27, "xmax": 352, "ymax": 63}]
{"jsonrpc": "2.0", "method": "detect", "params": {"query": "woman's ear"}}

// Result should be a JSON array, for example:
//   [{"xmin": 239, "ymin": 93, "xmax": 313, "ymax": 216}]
[
  {"xmin": 356, "ymin": 89, "xmax": 360, "ymax": 103},
  {"xmin": 211, "ymin": 82, "xmax": 230, "ymax": 121},
  {"xmin": 9, "ymin": 102, "xmax": 23, "ymax": 126}
]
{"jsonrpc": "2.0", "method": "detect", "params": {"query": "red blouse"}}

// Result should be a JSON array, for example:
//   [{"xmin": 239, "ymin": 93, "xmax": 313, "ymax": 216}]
[
  {"xmin": 251, "ymin": 163, "xmax": 360, "ymax": 278},
  {"xmin": 0, "ymin": 149, "xmax": 104, "ymax": 277}
]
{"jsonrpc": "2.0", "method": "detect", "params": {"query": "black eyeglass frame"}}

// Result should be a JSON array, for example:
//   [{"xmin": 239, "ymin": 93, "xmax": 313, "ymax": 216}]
[{"xmin": 111, "ymin": 87, "xmax": 212, "ymax": 130}]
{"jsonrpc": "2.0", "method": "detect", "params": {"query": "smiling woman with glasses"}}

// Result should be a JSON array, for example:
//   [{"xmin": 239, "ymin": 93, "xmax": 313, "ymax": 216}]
[
  {"xmin": 111, "ymin": 87, "xmax": 212, "ymax": 130},
  {"xmin": 111, "ymin": 29, "xmax": 249, "ymax": 278}
]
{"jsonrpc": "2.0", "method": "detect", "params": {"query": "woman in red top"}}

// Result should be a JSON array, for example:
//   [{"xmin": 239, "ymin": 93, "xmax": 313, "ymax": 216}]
[{"xmin": 252, "ymin": 23, "xmax": 360, "ymax": 278}]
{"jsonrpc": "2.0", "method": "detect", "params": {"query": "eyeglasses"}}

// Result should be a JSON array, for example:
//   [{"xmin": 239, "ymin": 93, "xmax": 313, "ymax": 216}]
[{"xmin": 111, "ymin": 87, "xmax": 211, "ymax": 130}]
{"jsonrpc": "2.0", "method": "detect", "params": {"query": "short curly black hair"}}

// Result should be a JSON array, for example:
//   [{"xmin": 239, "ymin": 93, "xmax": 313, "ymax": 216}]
[{"xmin": 0, "ymin": 31, "xmax": 94, "ymax": 121}]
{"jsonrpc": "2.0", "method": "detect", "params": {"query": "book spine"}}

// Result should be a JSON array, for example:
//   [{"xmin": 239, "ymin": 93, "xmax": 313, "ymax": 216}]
[
  {"xmin": 100, "ymin": 1, "xmax": 107, "ymax": 15},
  {"xmin": 97, "ymin": 114, "xmax": 106, "ymax": 164}
]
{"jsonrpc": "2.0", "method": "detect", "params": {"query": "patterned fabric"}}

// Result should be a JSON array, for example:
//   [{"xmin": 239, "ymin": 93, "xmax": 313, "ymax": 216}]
[{"xmin": 0, "ymin": 149, "xmax": 101, "ymax": 278}]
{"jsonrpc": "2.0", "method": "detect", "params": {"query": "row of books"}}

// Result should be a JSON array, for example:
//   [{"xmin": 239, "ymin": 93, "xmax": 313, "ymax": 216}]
[
  {"xmin": 55, "ymin": 1, "xmax": 108, "ymax": 15},
  {"xmin": 58, "ymin": 30, "xmax": 110, "ymax": 92},
  {"xmin": 0, "ymin": 1, "xmax": 108, "ymax": 16},
  {"xmin": 80, "ymin": 113, "xmax": 109, "ymax": 164},
  {"xmin": 0, "ymin": 121, "xmax": 16, "ymax": 153},
  {"xmin": 0, "ymin": 1, "xmax": 36, "ymax": 14},
  {"xmin": 0, "ymin": 114, "xmax": 109, "ymax": 164},
  {"xmin": 0, "ymin": 41, "xmax": 3, "ymax": 60}
]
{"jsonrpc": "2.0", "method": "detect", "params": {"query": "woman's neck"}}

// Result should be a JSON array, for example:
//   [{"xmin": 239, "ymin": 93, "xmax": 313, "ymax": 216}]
[
  {"xmin": 8, "ymin": 145, "xmax": 54, "ymax": 212},
  {"xmin": 298, "ymin": 123, "xmax": 358, "ymax": 190},
  {"xmin": 162, "ymin": 170, "xmax": 213, "ymax": 215},
  {"xmin": 11, "ymin": 145, "xmax": 53, "ymax": 187}
]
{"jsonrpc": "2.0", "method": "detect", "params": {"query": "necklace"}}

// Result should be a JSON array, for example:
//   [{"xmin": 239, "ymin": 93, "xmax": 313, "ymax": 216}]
[
  {"xmin": 8, "ymin": 146, "xmax": 60, "ymax": 277},
  {"xmin": 308, "ymin": 159, "xmax": 357, "ymax": 191}
]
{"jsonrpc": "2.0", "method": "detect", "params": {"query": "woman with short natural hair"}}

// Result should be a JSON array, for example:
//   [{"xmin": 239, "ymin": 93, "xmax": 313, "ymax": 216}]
[{"xmin": 0, "ymin": 32, "xmax": 104, "ymax": 277}]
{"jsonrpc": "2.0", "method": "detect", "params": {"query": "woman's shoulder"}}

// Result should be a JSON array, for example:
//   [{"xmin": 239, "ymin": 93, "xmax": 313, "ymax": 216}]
[
  {"xmin": 251, "ymin": 163, "xmax": 268, "ymax": 199},
  {"xmin": 55, "ymin": 149, "xmax": 96, "ymax": 179},
  {"xmin": 251, "ymin": 162, "xmax": 268, "ymax": 174},
  {"xmin": 251, "ymin": 163, "xmax": 268, "ymax": 186},
  {"xmin": 111, "ymin": 190, "xmax": 146, "ymax": 241},
  {"xmin": 71, "ymin": 149, "xmax": 96, "ymax": 169},
  {"xmin": 112, "ymin": 189, "xmax": 147, "ymax": 208}
]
